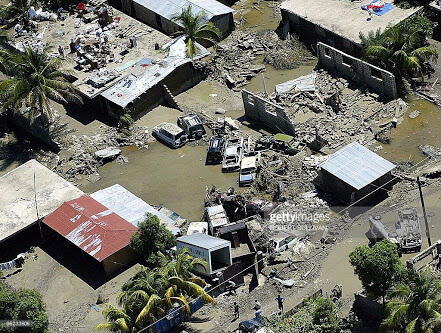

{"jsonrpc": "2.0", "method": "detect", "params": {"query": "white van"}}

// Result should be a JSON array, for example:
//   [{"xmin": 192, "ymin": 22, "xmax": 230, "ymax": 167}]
[
  {"xmin": 239, "ymin": 155, "xmax": 258, "ymax": 187},
  {"xmin": 152, "ymin": 122, "xmax": 188, "ymax": 148}
]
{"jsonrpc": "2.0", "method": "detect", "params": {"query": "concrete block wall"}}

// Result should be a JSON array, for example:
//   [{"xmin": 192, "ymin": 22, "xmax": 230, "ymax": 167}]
[
  {"xmin": 317, "ymin": 42, "xmax": 397, "ymax": 99},
  {"xmin": 241, "ymin": 90, "xmax": 295, "ymax": 135}
]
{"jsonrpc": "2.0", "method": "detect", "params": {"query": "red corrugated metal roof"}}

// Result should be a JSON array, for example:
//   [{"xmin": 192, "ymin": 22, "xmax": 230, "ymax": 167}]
[{"xmin": 43, "ymin": 195, "xmax": 138, "ymax": 262}]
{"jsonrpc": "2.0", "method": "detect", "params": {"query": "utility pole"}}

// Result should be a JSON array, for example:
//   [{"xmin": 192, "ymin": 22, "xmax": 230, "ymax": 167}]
[
  {"xmin": 34, "ymin": 171, "xmax": 44, "ymax": 241},
  {"xmin": 417, "ymin": 176, "xmax": 431, "ymax": 247},
  {"xmin": 262, "ymin": 73, "xmax": 267, "ymax": 97}
]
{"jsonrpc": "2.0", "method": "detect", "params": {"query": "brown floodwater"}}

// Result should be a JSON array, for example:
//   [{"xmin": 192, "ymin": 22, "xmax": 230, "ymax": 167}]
[
  {"xmin": 233, "ymin": 0, "xmax": 280, "ymax": 32},
  {"xmin": 378, "ymin": 95, "xmax": 441, "ymax": 164}
]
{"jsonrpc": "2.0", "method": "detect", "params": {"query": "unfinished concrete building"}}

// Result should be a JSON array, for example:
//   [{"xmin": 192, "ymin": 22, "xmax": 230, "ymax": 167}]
[
  {"xmin": 121, "ymin": 0, "xmax": 235, "ymax": 38},
  {"xmin": 316, "ymin": 142, "xmax": 396, "ymax": 205}
]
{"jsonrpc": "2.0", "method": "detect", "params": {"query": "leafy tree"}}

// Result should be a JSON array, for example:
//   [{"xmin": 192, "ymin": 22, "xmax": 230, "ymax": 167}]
[
  {"xmin": 349, "ymin": 240, "xmax": 404, "ymax": 305},
  {"xmin": 359, "ymin": 15, "xmax": 438, "ymax": 79},
  {"xmin": 0, "ymin": 48, "xmax": 82, "ymax": 125},
  {"xmin": 266, "ymin": 297, "xmax": 340, "ymax": 333},
  {"xmin": 0, "ymin": 0, "xmax": 31, "ymax": 24},
  {"xmin": 98, "ymin": 249, "xmax": 214, "ymax": 332},
  {"xmin": 381, "ymin": 268, "xmax": 441, "ymax": 332},
  {"xmin": 312, "ymin": 297, "xmax": 340, "ymax": 333},
  {"xmin": 0, "ymin": 280, "xmax": 50, "ymax": 333},
  {"xmin": 129, "ymin": 214, "xmax": 176, "ymax": 266},
  {"xmin": 171, "ymin": 5, "xmax": 221, "ymax": 58}
]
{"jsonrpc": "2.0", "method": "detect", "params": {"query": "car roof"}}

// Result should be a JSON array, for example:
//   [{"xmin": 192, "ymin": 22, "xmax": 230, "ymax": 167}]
[
  {"xmin": 157, "ymin": 122, "xmax": 184, "ymax": 135},
  {"xmin": 241, "ymin": 156, "xmax": 256, "ymax": 169},
  {"xmin": 274, "ymin": 133, "xmax": 294, "ymax": 143},
  {"xmin": 208, "ymin": 136, "xmax": 224, "ymax": 151}
]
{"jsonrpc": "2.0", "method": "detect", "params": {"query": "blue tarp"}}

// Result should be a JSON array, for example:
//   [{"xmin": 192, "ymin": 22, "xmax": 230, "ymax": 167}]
[{"xmin": 361, "ymin": 0, "xmax": 395, "ymax": 16}]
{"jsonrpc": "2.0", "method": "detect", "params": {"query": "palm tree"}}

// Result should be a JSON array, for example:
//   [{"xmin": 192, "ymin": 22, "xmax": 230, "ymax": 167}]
[
  {"xmin": 381, "ymin": 268, "xmax": 441, "ymax": 332},
  {"xmin": 0, "ymin": 0, "xmax": 31, "ymax": 24},
  {"xmin": 0, "ymin": 47, "xmax": 83, "ymax": 124},
  {"xmin": 94, "ymin": 304, "xmax": 136, "ymax": 332},
  {"xmin": 361, "ymin": 18, "xmax": 438, "ymax": 80},
  {"xmin": 171, "ymin": 5, "xmax": 221, "ymax": 58}
]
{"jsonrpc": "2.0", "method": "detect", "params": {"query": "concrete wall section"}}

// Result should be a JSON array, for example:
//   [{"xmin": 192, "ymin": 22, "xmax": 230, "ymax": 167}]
[
  {"xmin": 281, "ymin": 9, "xmax": 362, "ymax": 56},
  {"xmin": 242, "ymin": 90, "xmax": 295, "ymax": 135},
  {"xmin": 317, "ymin": 42, "xmax": 397, "ymax": 99}
]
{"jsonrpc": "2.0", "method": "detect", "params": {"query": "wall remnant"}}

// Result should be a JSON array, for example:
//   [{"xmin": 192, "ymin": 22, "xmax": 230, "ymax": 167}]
[
  {"xmin": 317, "ymin": 42, "xmax": 397, "ymax": 99},
  {"xmin": 241, "ymin": 90, "xmax": 295, "ymax": 135}
]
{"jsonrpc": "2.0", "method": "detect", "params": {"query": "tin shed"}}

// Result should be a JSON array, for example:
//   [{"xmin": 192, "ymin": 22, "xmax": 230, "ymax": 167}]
[
  {"xmin": 317, "ymin": 142, "xmax": 396, "ymax": 205},
  {"xmin": 177, "ymin": 233, "xmax": 232, "ymax": 276}
]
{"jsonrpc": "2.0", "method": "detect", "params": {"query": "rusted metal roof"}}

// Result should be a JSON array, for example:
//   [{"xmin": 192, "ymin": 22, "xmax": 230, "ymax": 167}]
[{"xmin": 43, "ymin": 196, "xmax": 137, "ymax": 262}]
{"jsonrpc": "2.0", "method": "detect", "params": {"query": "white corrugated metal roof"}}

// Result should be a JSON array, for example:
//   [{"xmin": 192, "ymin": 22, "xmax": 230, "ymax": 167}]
[
  {"xmin": 320, "ymin": 142, "xmax": 396, "ymax": 190},
  {"xmin": 177, "ymin": 233, "xmax": 230, "ymax": 250},
  {"xmin": 91, "ymin": 184, "xmax": 180, "ymax": 235},
  {"xmin": 133, "ymin": 0, "xmax": 233, "ymax": 23}
]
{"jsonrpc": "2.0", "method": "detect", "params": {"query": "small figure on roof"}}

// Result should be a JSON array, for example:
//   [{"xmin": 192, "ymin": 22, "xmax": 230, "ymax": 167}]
[{"xmin": 234, "ymin": 301, "xmax": 239, "ymax": 319}]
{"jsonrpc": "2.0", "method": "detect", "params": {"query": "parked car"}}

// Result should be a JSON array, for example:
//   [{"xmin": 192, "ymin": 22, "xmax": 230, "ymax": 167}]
[
  {"xmin": 271, "ymin": 232, "xmax": 300, "ymax": 252},
  {"xmin": 239, "ymin": 155, "xmax": 258, "ymax": 187},
  {"xmin": 152, "ymin": 122, "xmax": 188, "ymax": 148},
  {"xmin": 206, "ymin": 136, "xmax": 225, "ymax": 165},
  {"xmin": 177, "ymin": 113, "xmax": 206, "ymax": 140},
  {"xmin": 222, "ymin": 137, "xmax": 244, "ymax": 173},
  {"xmin": 272, "ymin": 133, "xmax": 301, "ymax": 155},
  {"xmin": 238, "ymin": 319, "xmax": 264, "ymax": 333},
  {"xmin": 186, "ymin": 222, "xmax": 209, "ymax": 235}
]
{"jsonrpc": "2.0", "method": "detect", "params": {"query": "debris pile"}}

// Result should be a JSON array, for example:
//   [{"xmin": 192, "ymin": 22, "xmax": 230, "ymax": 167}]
[{"xmin": 204, "ymin": 30, "xmax": 312, "ymax": 89}]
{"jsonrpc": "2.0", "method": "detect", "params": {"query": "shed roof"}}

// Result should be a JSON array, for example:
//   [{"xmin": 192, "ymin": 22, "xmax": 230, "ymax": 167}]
[
  {"xmin": 43, "ymin": 196, "xmax": 137, "ymax": 262},
  {"xmin": 0, "ymin": 160, "xmax": 84, "ymax": 243},
  {"xmin": 90, "ymin": 184, "xmax": 180, "ymax": 235},
  {"xmin": 177, "ymin": 233, "xmax": 230, "ymax": 250},
  {"xmin": 133, "ymin": 0, "xmax": 233, "ymax": 24},
  {"xmin": 320, "ymin": 142, "xmax": 395, "ymax": 190}
]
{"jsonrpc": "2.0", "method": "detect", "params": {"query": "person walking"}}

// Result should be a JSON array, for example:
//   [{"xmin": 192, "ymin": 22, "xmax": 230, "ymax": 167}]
[
  {"xmin": 253, "ymin": 300, "xmax": 261, "ymax": 310},
  {"xmin": 276, "ymin": 294, "xmax": 285, "ymax": 313},
  {"xmin": 234, "ymin": 302, "xmax": 239, "ymax": 320}
]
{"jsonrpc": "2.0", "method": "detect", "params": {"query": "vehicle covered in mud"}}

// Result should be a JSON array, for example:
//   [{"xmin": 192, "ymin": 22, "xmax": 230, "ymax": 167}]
[
  {"xmin": 395, "ymin": 208, "xmax": 422, "ymax": 252},
  {"xmin": 222, "ymin": 137, "xmax": 244, "ymax": 172},
  {"xmin": 272, "ymin": 133, "xmax": 300, "ymax": 155},
  {"xmin": 239, "ymin": 155, "xmax": 258, "ymax": 187},
  {"xmin": 177, "ymin": 113, "xmax": 206, "ymax": 140},
  {"xmin": 206, "ymin": 136, "xmax": 225, "ymax": 165},
  {"xmin": 152, "ymin": 122, "xmax": 188, "ymax": 148}
]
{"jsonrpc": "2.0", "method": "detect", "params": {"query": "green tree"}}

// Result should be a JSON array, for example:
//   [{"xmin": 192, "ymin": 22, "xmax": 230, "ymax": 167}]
[
  {"xmin": 0, "ymin": 0, "xmax": 31, "ymax": 24},
  {"xmin": 129, "ymin": 214, "xmax": 176, "ymax": 266},
  {"xmin": 381, "ymin": 268, "xmax": 441, "ymax": 332},
  {"xmin": 312, "ymin": 297, "xmax": 340, "ymax": 333},
  {"xmin": 171, "ymin": 5, "xmax": 221, "ymax": 58},
  {"xmin": 100, "ymin": 249, "xmax": 214, "ymax": 332},
  {"xmin": 0, "ymin": 280, "xmax": 50, "ymax": 333},
  {"xmin": 349, "ymin": 240, "xmax": 404, "ymax": 305},
  {"xmin": 0, "ymin": 48, "xmax": 83, "ymax": 125},
  {"xmin": 94, "ymin": 304, "xmax": 136, "ymax": 332},
  {"xmin": 359, "ymin": 15, "xmax": 438, "ymax": 79}
]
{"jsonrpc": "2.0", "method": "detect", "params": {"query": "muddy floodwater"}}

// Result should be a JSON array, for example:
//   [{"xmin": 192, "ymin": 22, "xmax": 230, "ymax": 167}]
[
  {"xmin": 378, "ymin": 96, "xmax": 441, "ymax": 163},
  {"xmin": 80, "ymin": 144, "xmax": 238, "ymax": 221}
]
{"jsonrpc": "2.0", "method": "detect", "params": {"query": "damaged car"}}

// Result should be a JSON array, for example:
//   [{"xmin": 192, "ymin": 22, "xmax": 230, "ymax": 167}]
[
  {"xmin": 177, "ymin": 113, "xmax": 206, "ymax": 140},
  {"xmin": 222, "ymin": 137, "xmax": 244, "ymax": 173},
  {"xmin": 152, "ymin": 122, "xmax": 188, "ymax": 148}
]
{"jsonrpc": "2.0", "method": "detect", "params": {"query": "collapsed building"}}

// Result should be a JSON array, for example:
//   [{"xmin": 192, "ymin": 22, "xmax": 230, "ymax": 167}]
[{"xmin": 121, "ymin": 0, "xmax": 235, "ymax": 38}]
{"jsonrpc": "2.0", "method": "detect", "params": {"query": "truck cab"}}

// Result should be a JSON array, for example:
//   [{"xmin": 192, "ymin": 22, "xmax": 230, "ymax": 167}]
[
  {"xmin": 177, "ymin": 113, "xmax": 206, "ymax": 140},
  {"xmin": 206, "ymin": 136, "xmax": 225, "ymax": 165},
  {"xmin": 239, "ymin": 155, "xmax": 258, "ymax": 187}
]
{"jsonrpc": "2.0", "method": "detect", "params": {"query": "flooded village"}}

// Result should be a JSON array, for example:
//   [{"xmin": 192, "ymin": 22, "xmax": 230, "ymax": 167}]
[{"xmin": 1, "ymin": 0, "xmax": 441, "ymax": 332}]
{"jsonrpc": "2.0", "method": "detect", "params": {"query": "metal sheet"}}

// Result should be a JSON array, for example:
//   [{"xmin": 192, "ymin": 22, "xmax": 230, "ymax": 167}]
[
  {"xmin": 43, "ymin": 196, "xmax": 137, "ymax": 262},
  {"xmin": 90, "ymin": 184, "xmax": 180, "ymax": 235},
  {"xmin": 320, "ymin": 142, "xmax": 395, "ymax": 190},
  {"xmin": 177, "ymin": 233, "xmax": 230, "ymax": 250}
]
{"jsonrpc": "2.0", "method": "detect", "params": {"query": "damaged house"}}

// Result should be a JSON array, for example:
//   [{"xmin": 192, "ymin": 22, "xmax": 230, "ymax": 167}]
[
  {"xmin": 122, "ymin": 0, "xmax": 235, "ymax": 38},
  {"xmin": 316, "ymin": 142, "xmax": 396, "ymax": 205},
  {"xmin": 43, "ymin": 195, "xmax": 138, "ymax": 277}
]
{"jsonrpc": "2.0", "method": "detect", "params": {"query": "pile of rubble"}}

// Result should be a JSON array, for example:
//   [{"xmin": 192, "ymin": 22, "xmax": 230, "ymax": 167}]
[
  {"xmin": 262, "ymin": 70, "xmax": 408, "ymax": 149},
  {"xmin": 38, "ymin": 125, "xmax": 152, "ymax": 183},
  {"xmin": 204, "ymin": 30, "xmax": 312, "ymax": 90}
]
